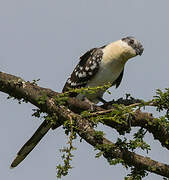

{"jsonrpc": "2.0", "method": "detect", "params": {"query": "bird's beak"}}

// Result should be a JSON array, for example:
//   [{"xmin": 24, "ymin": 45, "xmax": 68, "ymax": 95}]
[{"xmin": 136, "ymin": 43, "xmax": 144, "ymax": 56}]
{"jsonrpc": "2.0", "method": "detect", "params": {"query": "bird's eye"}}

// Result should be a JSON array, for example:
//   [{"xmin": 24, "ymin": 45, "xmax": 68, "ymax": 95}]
[{"xmin": 129, "ymin": 39, "xmax": 134, "ymax": 45}]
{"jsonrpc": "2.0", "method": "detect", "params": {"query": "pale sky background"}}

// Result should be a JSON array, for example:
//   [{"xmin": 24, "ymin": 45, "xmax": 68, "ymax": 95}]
[{"xmin": 1, "ymin": 0, "xmax": 169, "ymax": 180}]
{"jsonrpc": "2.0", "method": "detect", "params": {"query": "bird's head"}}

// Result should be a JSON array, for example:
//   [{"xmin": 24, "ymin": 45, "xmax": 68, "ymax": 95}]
[{"xmin": 121, "ymin": 36, "xmax": 144, "ymax": 57}]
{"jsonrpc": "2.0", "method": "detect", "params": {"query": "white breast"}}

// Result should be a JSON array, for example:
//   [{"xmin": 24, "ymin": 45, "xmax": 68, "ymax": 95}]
[
  {"xmin": 88, "ymin": 59, "xmax": 124, "ymax": 87},
  {"xmin": 76, "ymin": 58, "xmax": 125, "ymax": 103}
]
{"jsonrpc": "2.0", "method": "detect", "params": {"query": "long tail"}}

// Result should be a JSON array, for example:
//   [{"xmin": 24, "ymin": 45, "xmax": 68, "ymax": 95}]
[{"xmin": 10, "ymin": 120, "xmax": 51, "ymax": 168}]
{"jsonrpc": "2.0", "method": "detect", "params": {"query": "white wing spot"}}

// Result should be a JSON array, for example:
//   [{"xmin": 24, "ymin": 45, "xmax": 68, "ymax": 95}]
[
  {"xmin": 74, "ymin": 68, "xmax": 77, "ymax": 72},
  {"xmin": 67, "ymin": 79, "xmax": 72, "ymax": 84},
  {"xmin": 82, "ymin": 71, "xmax": 86, "ymax": 77},
  {"xmin": 78, "ymin": 73, "xmax": 83, "ymax": 78},
  {"xmin": 90, "ymin": 63, "xmax": 97, "ymax": 70},
  {"xmin": 98, "ymin": 58, "xmax": 102, "ymax": 62},
  {"xmin": 71, "ymin": 82, "xmax": 77, "ymax": 86},
  {"xmin": 80, "ymin": 66, "xmax": 83, "ymax": 70},
  {"xmin": 78, "ymin": 71, "xmax": 86, "ymax": 78},
  {"xmin": 85, "ymin": 66, "xmax": 89, "ymax": 71},
  {"xmin": 89, "ymin": 72, "xmax": 93, "ymax": 75}
]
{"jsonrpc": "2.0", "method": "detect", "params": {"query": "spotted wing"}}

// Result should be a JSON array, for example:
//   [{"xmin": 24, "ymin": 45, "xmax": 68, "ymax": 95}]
[{"xmin": 62, "ymin": 48, "xmax": 103, "ymax": 94}]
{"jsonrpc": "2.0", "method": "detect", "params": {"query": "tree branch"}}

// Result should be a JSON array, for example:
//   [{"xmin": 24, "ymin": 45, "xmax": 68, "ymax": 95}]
[
  {"xmin": 89, "ymin": 108, "xmax": 169, "ymax": 150},
  {"xmin": 70, "ymin": 109, "xmax": 169, "ymax": 178},
  {"xmin": 1, "ymin": 71, "xmax": 169, "ymax": 178}
]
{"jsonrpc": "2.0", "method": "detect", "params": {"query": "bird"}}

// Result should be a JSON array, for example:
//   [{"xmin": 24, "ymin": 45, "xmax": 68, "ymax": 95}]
[
  {"xmin": 62, "ymin": 36, "xmax": 144, "ymax": 103},
  {"xmin": 10, "ymin": 36, "xmax": 144, "ymax": 168}
]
